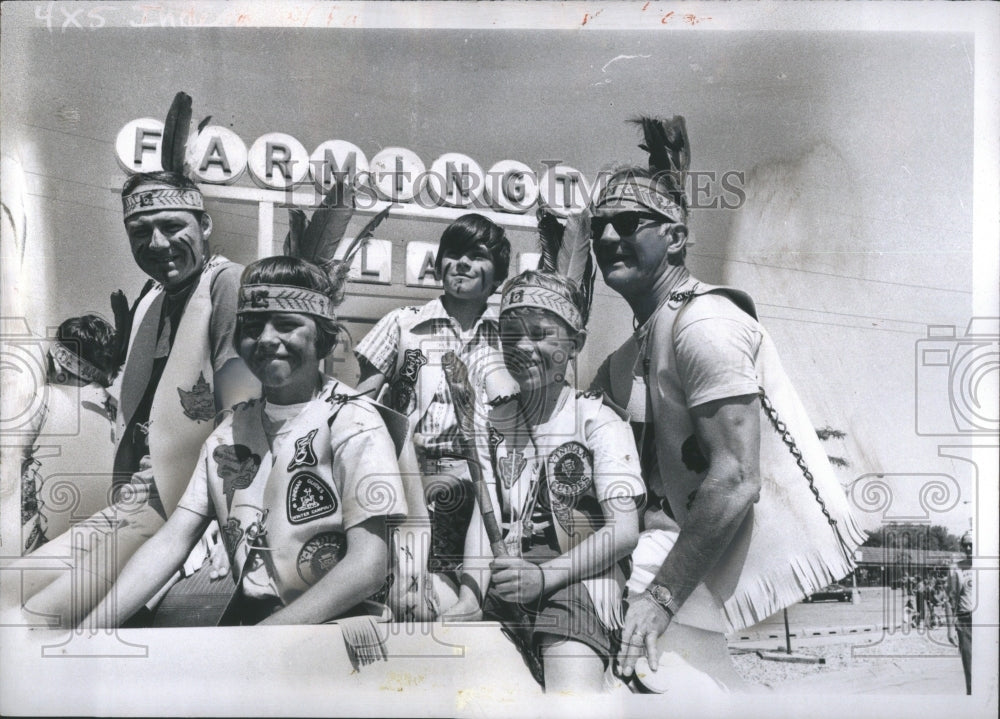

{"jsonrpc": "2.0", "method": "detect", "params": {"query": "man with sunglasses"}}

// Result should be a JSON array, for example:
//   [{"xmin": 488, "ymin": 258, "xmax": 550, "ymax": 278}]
[{"xmin": 589, "ymin": 117, "xmax": 865, "ymax": 689}]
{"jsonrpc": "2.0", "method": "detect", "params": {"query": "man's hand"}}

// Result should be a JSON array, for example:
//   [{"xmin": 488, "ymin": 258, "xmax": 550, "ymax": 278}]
[
  {"xmin": 490, "ymin": 557, "xmax": 544, "ymax": 605},
  {"xmin": 618, "ymin": 591, "xmax": 672, "ymax": 677}
]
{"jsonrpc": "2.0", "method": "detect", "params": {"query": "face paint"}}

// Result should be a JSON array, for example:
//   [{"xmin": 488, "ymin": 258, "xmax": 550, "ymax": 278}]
[
  {"xmin": 125, "ymin": 206, "xmax": 208, "ymax": 288},
  {"xmin": 439, "ymin": 243, "xmax": 497, "ymax": 303}
]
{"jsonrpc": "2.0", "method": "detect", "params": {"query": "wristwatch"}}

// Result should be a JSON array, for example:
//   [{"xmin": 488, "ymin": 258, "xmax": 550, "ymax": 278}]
[{"xmin": 646, "ymin": 583, "xmax": 680, "ymax": 619}]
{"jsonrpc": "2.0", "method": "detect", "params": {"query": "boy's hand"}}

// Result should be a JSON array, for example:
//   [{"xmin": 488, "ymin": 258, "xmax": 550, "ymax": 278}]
[
  {"xmin": 490, "ymin": 557, "xmax": 544, "ymax": 604},
  {"xmin": 205, "ymin": 523, "xmax": 231, "ymax": 580}
]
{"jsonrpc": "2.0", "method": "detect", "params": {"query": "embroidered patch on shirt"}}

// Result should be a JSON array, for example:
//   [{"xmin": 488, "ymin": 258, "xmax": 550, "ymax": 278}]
[
  {"xmin": 223, "ymin": 516, "xmax": 244, "ymax": 556},
  {"xmin": 391, "ymin": 348, "xmax": 428, "ymax": 414},
  {"xmin": 213, "ymin": 444, "xmax": 261, "ymax": 510},
  {"xmin": 287, "ymin": 472, "xmax": 338, "ymax": 524},
  {"xmin": 178, "ymin": 372, "xmax": 215, "ymax": 422},
  {"xmin": 297, "ymin": 531, "xmax": 347, "ymax": 585},
  {"xmin": 548, "ymin": 442, "xmax": 594, "ymax": 499},
  {"xmin": 287, "ymin": 429, "xmax": 319, "ymax": 471},
  {"xmin": 399, "ymin": 348, "xmax": 428, "ymax": 383},
  {"xmin": 497, "ymin": 449, "xmax": 527, "ymax": 490}
]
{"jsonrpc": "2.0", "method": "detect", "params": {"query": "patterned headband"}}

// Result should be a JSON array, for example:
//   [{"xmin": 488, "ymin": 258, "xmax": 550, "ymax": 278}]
[
  {"xmin": 593, "ymin": 176, "xmax": 686, "ymax": 223},
  {"xmin": 237, "ymin": 284, "xmax": 336, "ymax": 319},
  {"xmin": 122, "ymin": 187, "xmax": 204, "ymax": 220},
  {"xmin": 50, "ymin": 342, "xmax": 111, "ymax": 386},
  {"xmin": 500, "ymin": 285, "xmax": 583, "ymax": 333}
]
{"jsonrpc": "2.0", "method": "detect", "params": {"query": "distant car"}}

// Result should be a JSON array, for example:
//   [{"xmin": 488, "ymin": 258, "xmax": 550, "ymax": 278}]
[{"xmin": 802, "ymin": 583, "xmax": 854, "ymax": 603}]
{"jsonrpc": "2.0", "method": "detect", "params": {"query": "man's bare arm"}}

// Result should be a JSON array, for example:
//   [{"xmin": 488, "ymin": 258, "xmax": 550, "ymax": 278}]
[{"xmin": 649, "ymin": 392, "xmax": 761, "ymax": 608}]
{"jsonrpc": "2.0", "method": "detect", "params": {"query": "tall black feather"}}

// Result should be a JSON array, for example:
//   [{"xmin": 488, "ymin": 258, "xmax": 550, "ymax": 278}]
[
  {"xmin": 161, "ymin": 92, "xmax": 192, "ymax": 174},
  {"xmin": 283, "ymin": 208, "xmax": 307, "ymax": 258},
  {"xmin": 631, "ymin": 115, "xmax": 690, "ymax": 188},
  {"xmin": 534, "ymin": 207, "xmax": 595, "ymax": 326},
  {"xmin": 109, "ymin": 290, "xmax": 130, "ymax": 369}
]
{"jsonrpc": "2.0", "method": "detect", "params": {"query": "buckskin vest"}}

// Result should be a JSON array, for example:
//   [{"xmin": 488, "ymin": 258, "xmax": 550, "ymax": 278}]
[
  {"xmin": 116, "ymin": 256, "xmax": 256, "ymax": 516},
  {"xmin": 603, "ymin": 276, "xmax": 867, "ymax": 631}
]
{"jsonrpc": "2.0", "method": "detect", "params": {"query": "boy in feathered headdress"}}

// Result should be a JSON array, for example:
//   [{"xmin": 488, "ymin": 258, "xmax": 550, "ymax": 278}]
[
  {"xmin": 443, "ymin": 213, "xmax": 645, "ymax": 692},
  {"xmin": 588, "ymin": 116, "xmax": 866, "ymax": 688},
  {"xmin": 85, "ymin": 256, "xmax": 409, "ymax": 627}
]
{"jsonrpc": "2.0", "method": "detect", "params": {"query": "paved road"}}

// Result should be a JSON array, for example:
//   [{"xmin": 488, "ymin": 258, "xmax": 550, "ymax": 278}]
[
  {"xmin": 727, "ymin": 586, "xmax": 968, "ymax": 695},
  {"xmin": 732, "ymin": 586, "xmax": 931, "ymax": 638}
]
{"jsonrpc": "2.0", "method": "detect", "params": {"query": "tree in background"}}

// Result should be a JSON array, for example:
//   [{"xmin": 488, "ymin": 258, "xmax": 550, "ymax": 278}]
[
  {"xmin": 863, "ymin": 523, "xmax": 961, "ymax": 552},
  {"xmin": 816, "ymin": 425, "xmax": 849, "ymax": 469}
]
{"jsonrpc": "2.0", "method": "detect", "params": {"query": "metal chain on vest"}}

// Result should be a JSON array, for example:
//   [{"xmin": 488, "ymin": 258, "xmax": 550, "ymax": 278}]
[{"xmin": 758, "ymin": 385, "xmax": 855, "ymax": 563}]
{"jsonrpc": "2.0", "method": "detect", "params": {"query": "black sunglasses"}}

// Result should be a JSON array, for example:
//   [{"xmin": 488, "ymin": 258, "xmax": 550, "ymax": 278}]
[{"xmin": 591, "ymin": 212, "xmax": 663, "ymax": 239}]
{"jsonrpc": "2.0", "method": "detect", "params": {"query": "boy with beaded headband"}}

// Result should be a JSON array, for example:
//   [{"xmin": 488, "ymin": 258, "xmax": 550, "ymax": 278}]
[
  {"xmin": 21, "ymin": 315, "xmax": 118, "ymax": 553},
  {"xmin": 87, "ymin": 256, "xmax": 409, "ymax": 626},
  {"xmin": 444, "ymin": 212, "xmax": 645, "ymax": 691}
]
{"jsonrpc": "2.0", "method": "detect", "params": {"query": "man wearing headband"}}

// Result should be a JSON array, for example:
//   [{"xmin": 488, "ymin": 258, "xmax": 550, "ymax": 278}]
[
  {"xmin": 589, "ymin": 116, "xmax": 865, "ymax": 688},
  {"xmin": 22, "ymin": 171, "xmax": 258, "ymax": 626},
  {"xmin": 87, "ymin": 256, "xmax": 407, "ymax": 626},
  {"xmin": 21, "ymin": 315, "xmax": 118, "ymax": 553},
  {"xmin": 947, "ymin": 530, "xmax": 974, "ymax": 694}
]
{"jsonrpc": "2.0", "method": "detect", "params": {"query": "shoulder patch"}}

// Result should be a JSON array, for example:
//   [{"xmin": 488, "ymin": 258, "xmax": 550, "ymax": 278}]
[
  {"xmin": 287, "ymin": 472, "xmax": 338, "ymax": 524},
  {"xmin": 548, "ymin": 441, "xmax": 594, "ymax": 499},
  {"xmin": 287, "ymin": 429, "xmax": 319, "ymax": 471},
  {"xmin": 297, "ymin": 531, "xmax": 347, "ymax": 585}
]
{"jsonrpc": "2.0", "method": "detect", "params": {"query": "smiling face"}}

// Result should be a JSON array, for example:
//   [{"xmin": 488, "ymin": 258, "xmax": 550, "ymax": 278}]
[
  {"xmin": 124, "ymin": 189, "xmax": 210, "ymax": 288},
  {"xmin": 500, "ymin": 308, "xmax": 581, "ymax": 396},
  {"xmin": 438, "ymin": 243, "xmax": 498, "ymax": 304},
  {"xmin": 237, "ymin": 312, "xmax": 320, "ymax": 403},
  {"xmin": 592, "ymin": 211, "xmax": 675, "ymax": 298}
]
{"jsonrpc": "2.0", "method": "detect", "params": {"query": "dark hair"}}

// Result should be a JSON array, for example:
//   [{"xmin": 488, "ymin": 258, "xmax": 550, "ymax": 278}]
[
  {"xmin": 500, "ymin": 270, "xmax": 590, "ymax": 332},
  {"xmin": 55, "ymin": 314, "xmax": 118, "ymax": 384},
  {"xmin": 121, "ymin": 171, "xmax": 205, "ymax": 221},
  {"xmin": 433, "ymin": 213, "xmax": 511, "ymax": 285},
  {"xmin": 234, "ymin": 256, "xmax": 343, "ymax": 357}
]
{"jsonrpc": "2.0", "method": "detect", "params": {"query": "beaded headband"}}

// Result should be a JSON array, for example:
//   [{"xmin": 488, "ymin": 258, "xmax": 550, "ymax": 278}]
[
  {"xmin": 50, "ymin": 342, "xmax": 111, "ymax": 386},
  {"xmin": 237, "ymin": 284, "xmax": 336, "ymax": 319},
  {"xmin": 500, "ymin": 285, "xmax": 583, "ymax": 333},
  {"xmin": 122, "ymin": 187, "xmax": 204, "ymax": 220},
  {"xmin": 593, "ymin": 176, "xmax": 685, "ymax": 223}
]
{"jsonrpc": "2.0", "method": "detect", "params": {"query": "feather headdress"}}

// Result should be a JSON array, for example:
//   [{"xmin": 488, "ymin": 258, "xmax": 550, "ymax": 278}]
[
  {"xmin": 160, "ymin": 91, "xmax": 212, "ymax": 177},
  {"xmin": 282, "ymin": 175, "xmax": 391, "ymax": 306},
  {"xmin": 533, "ymin": 205, "xmax": 596, "ymax": 328},
  {"xmin": 629, "ymin": 115, "xmax": 690, "ymax": 207}
]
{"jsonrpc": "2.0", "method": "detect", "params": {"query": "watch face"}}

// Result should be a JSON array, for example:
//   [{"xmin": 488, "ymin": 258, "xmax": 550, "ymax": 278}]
[{"xmin": 650, "ymin": 584, "xmax": 676, "ymax": 613}]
